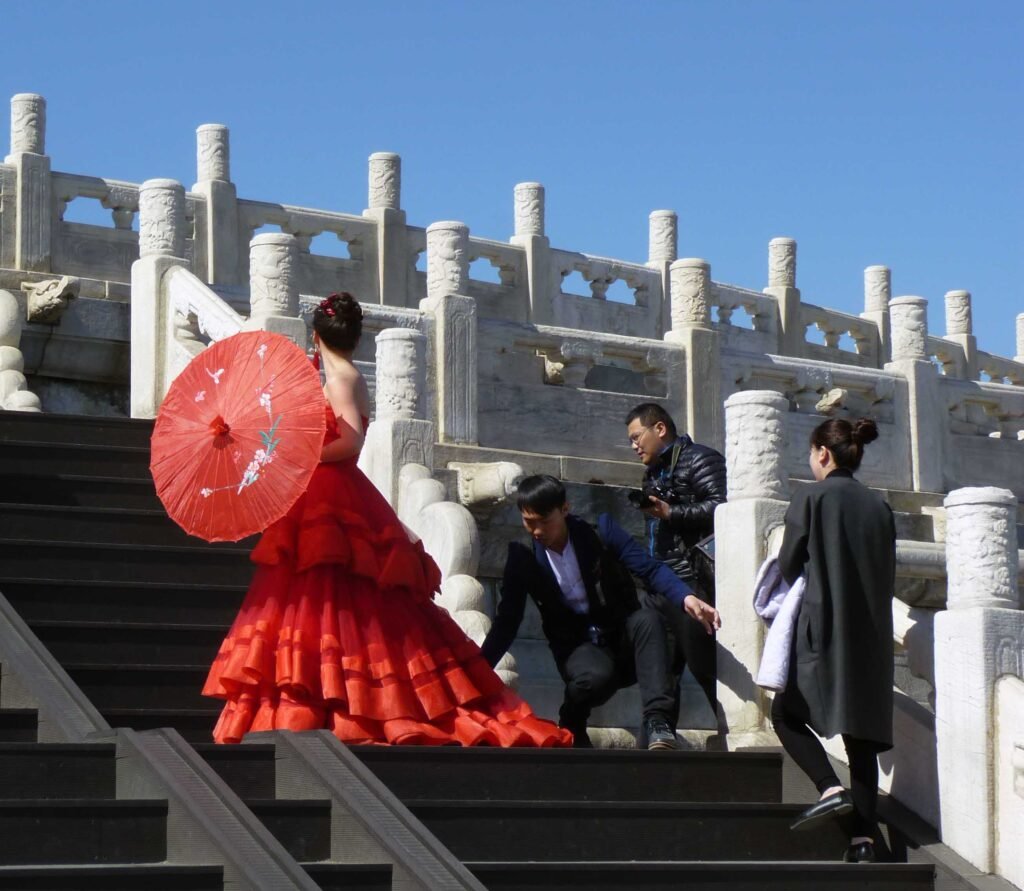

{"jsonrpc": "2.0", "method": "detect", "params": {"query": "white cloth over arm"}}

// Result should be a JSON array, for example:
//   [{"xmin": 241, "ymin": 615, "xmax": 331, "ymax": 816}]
[{"xmin": 752, "ymin": 555, "xmax": 806, "ymax": 692}]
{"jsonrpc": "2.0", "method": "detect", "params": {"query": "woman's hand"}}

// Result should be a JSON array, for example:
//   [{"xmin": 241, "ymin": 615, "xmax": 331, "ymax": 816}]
[{"xmin": 684, "ymin": 594, "xmax": 721, "ymax": 634}]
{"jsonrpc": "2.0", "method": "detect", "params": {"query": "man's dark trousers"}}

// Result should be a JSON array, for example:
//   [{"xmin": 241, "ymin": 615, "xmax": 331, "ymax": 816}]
[{"xmin": 558, "ymin": 607, "xmax": 676, "ymax": 730}]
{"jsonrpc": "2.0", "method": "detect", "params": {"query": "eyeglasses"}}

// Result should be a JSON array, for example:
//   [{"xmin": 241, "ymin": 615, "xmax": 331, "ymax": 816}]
[{"xmin": 628, "ymin": 426, "xmax": 652, "ymax": 446}]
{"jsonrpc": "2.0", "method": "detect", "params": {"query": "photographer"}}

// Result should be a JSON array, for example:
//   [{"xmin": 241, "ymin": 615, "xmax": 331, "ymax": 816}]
[{"xmin": 624, "ymin": 403, "xmax": 727, "ymax": 716}]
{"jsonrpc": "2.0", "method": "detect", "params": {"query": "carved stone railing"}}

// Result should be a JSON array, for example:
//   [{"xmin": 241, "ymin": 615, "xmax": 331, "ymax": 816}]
[
  {"xmin": 710, "ymin": 283, "xmax": 778, "ymax": 353},
  {"xmin": 800, "ymin": 302, "xmax": 881, "ymax": 367}
]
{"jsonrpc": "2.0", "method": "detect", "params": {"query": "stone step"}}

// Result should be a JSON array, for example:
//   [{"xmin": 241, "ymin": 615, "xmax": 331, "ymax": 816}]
[
  {"xmin": 352, "ymin": 745, "xmax": 782, "ymax": 803},
  {"xmin": 99, "ymin": 708, "xmax": 220, "ymax": 743},
  {"xmin": 0, "ymin": 800, "xmax": 167, "ymax": 864},
  {"xmin": 0, "ymin": 579, "xmax": 246, "ymax": 626},
  {"xmin": 246, "ymin": 799, "xmax": 332, "ymax": 863},
  {"xmin": 193, "ymin": 743, "xmax": 277, "ymax": 800},
  {"xmin": 0, "ymin": 410, "xmax": 154, "ymax": 449},
  {"xmin": 301, "ymin": 863, "xmax": 393, "ymax": 891},
  {"xmin": 0, "ymin": 473, "xmax": 161, "ymax": 511},
  {"xmin": 408, "ymin": 800, "xmax": 852, "ymax": 863},
  {"xmin": 0, "ymin": 711, "xmax": 37, "ymax": 743},
  {"xmin": 64, "ymin": 664, "xmax": 212, "ymax": 711},
  {"xmin": 0, "ymin": 865, "xmax": 225, "ymax": 890},
  {"xmin": 0, "ymin": 540, "xmax": 253, "ymax": 587},
  {"xmin": 467, "ymin": 861, "xmax": 935, "ymax": 890},
  {"xmin": 0, "ymin": 441, "xmax": 151, "ymax": 480},
  {"xmin": 31, "ymin": 621, "xmax": 227, "ymax": 666},
  {"xmin": 0, "ymin": 744, "xmax": 116, "ymax": 800}
]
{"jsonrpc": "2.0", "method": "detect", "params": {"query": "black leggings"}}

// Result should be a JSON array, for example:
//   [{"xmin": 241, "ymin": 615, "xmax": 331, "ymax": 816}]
[{"xmin": 771, "ymin": 690, "xmax": 879, "ymax": 838}]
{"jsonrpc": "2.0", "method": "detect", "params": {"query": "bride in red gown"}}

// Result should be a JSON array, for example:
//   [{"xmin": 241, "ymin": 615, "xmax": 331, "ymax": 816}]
[{"xmin": 203, "ymin": 292, "xmax": 571, "ymax": 747}]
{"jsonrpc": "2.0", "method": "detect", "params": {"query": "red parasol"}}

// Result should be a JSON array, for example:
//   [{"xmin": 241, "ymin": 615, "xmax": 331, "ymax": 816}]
[{"xmin": 151, "ymin": 330, "xmax": 326, "ymax": 542}]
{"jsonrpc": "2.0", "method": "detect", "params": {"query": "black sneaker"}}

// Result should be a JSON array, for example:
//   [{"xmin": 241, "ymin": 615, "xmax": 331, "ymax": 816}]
[{"xmin": 644, "ymin": 717, "xmax": 678, "ymax": 750}]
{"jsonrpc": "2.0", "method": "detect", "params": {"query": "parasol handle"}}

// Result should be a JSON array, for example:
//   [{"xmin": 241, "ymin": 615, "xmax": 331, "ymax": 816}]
[{"xmin": 210, "ymin": 415, "xmax": 231, "ymax": 437}]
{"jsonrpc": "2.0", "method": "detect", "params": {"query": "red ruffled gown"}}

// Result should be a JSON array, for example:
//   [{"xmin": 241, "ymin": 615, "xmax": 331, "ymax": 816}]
[{"xmin": 203, "ymin": 404, "xmax": 572, "ymax": 747}]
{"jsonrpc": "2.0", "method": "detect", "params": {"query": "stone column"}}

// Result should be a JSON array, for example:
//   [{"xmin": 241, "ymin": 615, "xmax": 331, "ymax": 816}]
[
  {"xmin": 861, "ymin": 265, "xmax": 891, "ymax": 364},
  {"xmin": 420, "ymin": 222, "xmax": 477, "ymax": 444},
  {"xmin": 666, "ymin": 258, "xmax": 722, "ymax": 451},
  {"xmin": 131, "ymin": 179, "xmax": 190, "ymax": 418},
  {"xmin": 138, "ymin": 179, "xmax": 186, "ymax": 259},
  {"xmin": 357, "ymin": 328, "xmax": 434, "ymax": 506},
  {"xmin": 886, "ymin": 296, "xmax": 944, "ymax": 493},
  {"xmin": 942, "ymin": 290, "xmax": 978, "ymax": 380},
  {"xmin": 764, "ymin": 237, "xmax": 802, "ymax": 358},
  {"xmin": 714, "ymin": 391, "xmax": 791, "ymax": 735},
  {"xmin": 510, "ymin": 182, "xmax": 553, "ymax": 324},
  {"xmin": 192, "ymin": 124, "xmax": 240, "ymax": 286},
  {"xmin": 647, "ymin": 210, "xmax": 677, "ymax": 339},
  {"xmin": 363, "ymin": 152, "xmax": 407, "ymax": 306},
  {"xmin": 5, "ymin": 93, "xmax": 51, "ymax": 272},
  {"xmin": 244, "ymin": 233, "xmax": 306, "ymax": 346},
  {"xmin": 935, "ymin": 486, "xmax": 1023, "ymax": 872},
  {"xmin": 1016, "ymin": 313, "xmax": 1024, "ymax": 364}
]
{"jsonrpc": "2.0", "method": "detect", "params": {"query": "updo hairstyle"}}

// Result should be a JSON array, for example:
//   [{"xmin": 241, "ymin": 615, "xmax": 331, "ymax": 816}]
[
  {"xmin": 312, "ymin": 292, "xmax": 363, "ymax": 352},
  {"xmin": 809, "ymin": 417, "xmax": 879, "ymax": 472}
]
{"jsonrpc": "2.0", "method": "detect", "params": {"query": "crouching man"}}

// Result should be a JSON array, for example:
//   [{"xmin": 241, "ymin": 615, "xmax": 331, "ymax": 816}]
[{"xmin": 480, "ymin": 475, "xmax": 720, "ymax": 749}]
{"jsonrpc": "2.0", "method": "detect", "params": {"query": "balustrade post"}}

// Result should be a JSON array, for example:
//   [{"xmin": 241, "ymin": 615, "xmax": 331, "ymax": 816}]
[
  {"xmin": 861, "ymin": 265, "xmax": 891, "ymax": 365},
  {"xmin": 714, "ymin": 391, "xmax": 791, "ymax": 736},
  {"xmin": 130, "ymin": 179, "xmax": 190, "ymax": 418},
  {"xmin": 886, "ymin": 296, "xmax": 944, "ymax": 492},
  {"xmin": 763, "ymin": 237, "xmax": 802, "ymax": 358},
  {"xmin": 510, "ymin": 182, "xmax": 553, "ymax": 324},
  {"xmin": 1016, "ymin": 313, "xmax": 1024, "ymax": 364},
  {"xmin": 244, "ymin": 232, "xmax": 307, "ymax": 346},
  {"xmin": 192, "ymin": 123, "xmax": 240, "ymax": 286},
  {"xmin": 420, "ymin": 221, "xmax": 477, "ymax": 444},
  {"xmin": 666, "ymin": 258, "xmax": 722, "ymax": 451},
  {"xmin": 357, "ymin": 328, "xmax": 434, "ymax": 506},
  {"xmin": 943, "ymin": 289, "xmax": 978, "ymax": 379},
  {"xmin": 5, "ymin": 93, "xmax": 51, "ymax": 272},
  {"xmin": 935, "ymin": 486, "xmax": 1023, "ymax": 872},
  {"xmin": 647, "ymin": 210, "xmax": 677, "ymax": 338},
  {"xmin": 363, "ymin": 152, "xmax": 407, "ymax": 306}
]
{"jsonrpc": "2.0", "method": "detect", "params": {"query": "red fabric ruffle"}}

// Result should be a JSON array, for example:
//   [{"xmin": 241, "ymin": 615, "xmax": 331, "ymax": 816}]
[{"xmin": 202, "ymin": 406, "xmax": 571, "ymax": 748}]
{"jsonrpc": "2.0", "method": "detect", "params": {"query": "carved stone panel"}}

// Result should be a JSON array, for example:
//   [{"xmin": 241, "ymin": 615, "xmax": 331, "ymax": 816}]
[
  {"xmin": 944, "ymin": 486, "xmax": 1020, "ymax": 609},
  {"xmin": 864, "ymin": 265, "xmax": 891, "ymax": 313},
  {"xmin": 944, "ymin": 290, "xmax": 972, "ymax": 336},
  {"xmin": 249, "ymin": 232, "xmax": 299, "ymax": 318},
  {"xmin": 374, "ymin": 327, "xmax": 426, "ymax": 421},
  {"xmin": 724, "ymin": 390, "xmax": 789, "ymax": 500},
  {"xmin": 196, "ymin": 124, "xmax": 230, "ymax": 182},
  {"xmin": 138, "ymin": 179, "xmax": 185, "ymax": 259},
  {"xmin": 768, "ymin": 237, "xmax": 797, "ymax": 289},
  {"xmin": 648, "ymin": 210, "xmax": 677, "ymax": 264},
  {"xmin": 513, "ymin": 183, "xmax": 544, "ymax": 238},
  {"xmin": 889, "ymin": 296, "xmax": 928, "ymax": 361},
  {"xmin": 426, "ymin": 221, "xmax": 469, "ymax": 300},
  {"xmin": 368, "ymin": 152, "xmax": 401, "ymax": 210},
  {"xmin": 669, "ymin": 258, "xmax": 711, "ymax": 329},
  {"xmin": 9, "ymin": 93, "xmax": 45, "ymax": 156}
]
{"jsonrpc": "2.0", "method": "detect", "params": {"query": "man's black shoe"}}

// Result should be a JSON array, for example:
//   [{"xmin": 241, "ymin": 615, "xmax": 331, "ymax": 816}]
[
  {"xmin": 790, "ymin": 789, "xmax": 853, "ymax": 831},
  {"xmin": 843, "ymin": 841, "xmax": 876, "ymax": 863},
  {"xmin": 644, "ymin": 716, "xmax": 678, "ymax": 750}
]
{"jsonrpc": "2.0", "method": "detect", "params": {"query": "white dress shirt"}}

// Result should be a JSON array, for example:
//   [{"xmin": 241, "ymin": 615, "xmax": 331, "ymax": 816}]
[{"xmin": 544, "ymin": 538, "xmax": 590, "ymax": 615}]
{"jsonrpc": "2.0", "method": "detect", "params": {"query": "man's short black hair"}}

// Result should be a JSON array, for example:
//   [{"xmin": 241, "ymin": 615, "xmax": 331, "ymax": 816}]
[
  {"xmin": 515, "ymin": 474, "xmax": 567, "ymax": 515},
  {"xmin": 625, "ymin": 402, "xmax": 677, "ymax": 438}
]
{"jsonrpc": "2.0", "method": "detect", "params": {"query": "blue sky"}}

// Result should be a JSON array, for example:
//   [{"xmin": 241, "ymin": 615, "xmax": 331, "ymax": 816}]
[{"xmin": 5, "ymin": 1, "xmax": 1022, "ymax": 360}]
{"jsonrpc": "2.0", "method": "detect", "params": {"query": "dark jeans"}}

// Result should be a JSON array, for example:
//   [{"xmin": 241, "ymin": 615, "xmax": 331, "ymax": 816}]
[
  {"xmin": 557, "ymin": 607, "xmax": 676, "ymax": 730},
  {"xmin": 659, "ymin": 564, "xmax": 718, "ymax": 716},
  {"xmin": 771, "ymin": 682, "xmax": 879, "ymax": 838}
]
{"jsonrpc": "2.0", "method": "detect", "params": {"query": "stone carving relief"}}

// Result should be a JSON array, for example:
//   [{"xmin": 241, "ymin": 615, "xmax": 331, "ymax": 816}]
[
  {"xmin": 0, "ymin": 289, "xmax": 40, "ymax": 411},
  {"xmin": 944, "ymin": 487, "xmax": 1019, "ymax": 610},
  {"xmin": 249, "ymin": 234, "xmax": 298, "ymax": 318},
  {"xmin": 22, "ymin": 275, "xmax": 79, "ymax": 324},
  {"xmin": 538, "ymin": 340, "xmax": 603, "ymax": 388},
  {"xmin": 889, "ymin": 297, "xmax": 928, "ymax": 361},
  {"xmin": 100, "ymin": 185, "xmax": 139, "ymax": 230},
  {"xmin": 669, "ymin": 259, "xmax": 711, "ymax": 329},
  {"xmin": 10, "ymin": 93, "xmax": 45, "ymax": 155},
  {"xmin": 426, "ymin": 222, "xmax": 469, "ymax": 300},
  {"xmin": 864, "ymin": 265, "xmax": 891, "ymax": 313},
  {"xmin": 724, "ymin": 391, "xmax": 789, "ymax": 500},
  {"xmin": 138, "ymin": 180, "xmax": 185, "ymax": 259},
  {"xmin": 945, "ymin": 290, "xmax": 972, "ymax": 336},
  {"xmin": 448, "ymin": 461, "xmax": 524, "ymax": 514},
  {"xmin": 513, "ymin": 183, "xmax": 544, "ymax": 237},
  {"xmin": 648, "ymin": 211, "xmax": 677, "ymax": 264},
  {"xmin": 374, "ymin": 328, "xmax": 425, "ymax": 421},
  {"xmin": 196, "ymin": 124, "xmax": 230, "ymax": 182},
  {"xmin": 368, "ymin": 153, "xmax": 401, "ymax": 210},
  {"xmin": 768, "ymin": 238, "xmax": 797, "ymax": 289}
]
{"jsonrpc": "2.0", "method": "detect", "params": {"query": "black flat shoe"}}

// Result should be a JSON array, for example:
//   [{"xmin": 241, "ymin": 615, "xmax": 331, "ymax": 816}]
[
  {"xmin": 789, "ymin": 789, "xmax": 854, "ymax": 831},
  {"xmin": 843, "ymin": 841, "xmax": 876, "ymax": 863}
]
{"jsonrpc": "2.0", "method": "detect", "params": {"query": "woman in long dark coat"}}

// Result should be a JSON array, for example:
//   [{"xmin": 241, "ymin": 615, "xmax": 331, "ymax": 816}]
[{"xmin": 774, "ymin": 417, "xmax": 896, "ymax": 864}]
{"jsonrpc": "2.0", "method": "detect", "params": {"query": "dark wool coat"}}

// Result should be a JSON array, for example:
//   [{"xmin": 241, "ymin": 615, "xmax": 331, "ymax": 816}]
[{"xmin": 778, "ymin": 469, "xmax": 896, "ymax": 750}]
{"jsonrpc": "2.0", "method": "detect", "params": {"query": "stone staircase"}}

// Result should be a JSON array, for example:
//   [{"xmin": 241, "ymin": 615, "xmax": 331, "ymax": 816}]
[{"xmin": 0, "ymin": 408, "xmax": 1005, "ymax": 889}]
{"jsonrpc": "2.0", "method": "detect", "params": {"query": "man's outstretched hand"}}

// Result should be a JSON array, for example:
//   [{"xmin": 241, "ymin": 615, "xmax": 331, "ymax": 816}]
[{"xmin": 684, "ymin": 595, "xmax": 721, "ymax": 634}]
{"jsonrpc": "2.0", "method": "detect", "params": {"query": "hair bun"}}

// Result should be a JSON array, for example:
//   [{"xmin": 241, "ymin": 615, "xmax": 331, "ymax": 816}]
[{"xmin": 852, "ymin": 417, "xmax": 879, "ymax": 445}]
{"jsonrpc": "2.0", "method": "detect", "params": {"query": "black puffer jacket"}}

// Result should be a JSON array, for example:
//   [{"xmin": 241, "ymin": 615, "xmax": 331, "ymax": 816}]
[{"xmin": 643, "ymin": 434, "xmax": 727, "ymax": 580}]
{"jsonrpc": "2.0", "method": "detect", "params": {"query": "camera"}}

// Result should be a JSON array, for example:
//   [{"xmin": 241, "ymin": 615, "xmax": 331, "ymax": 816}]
[{"xmin": 627, "ymin": 481, "xmax": 678, "ymax": 510}]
